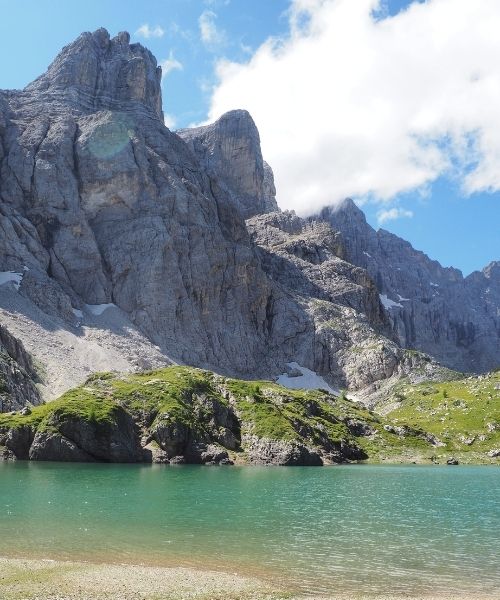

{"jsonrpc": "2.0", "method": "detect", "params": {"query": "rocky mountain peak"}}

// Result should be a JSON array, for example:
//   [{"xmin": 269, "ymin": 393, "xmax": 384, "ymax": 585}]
[
  {"xmin": 318, "ymin": 199, "xmax": 375, "ymax": 267},
  {"xmin": 314, "ymin": 199, "xmax": 499, "ymax": 373},
  {"xmin": 482, "ymin": 261, "xmax": 500, "ymax": 280},
  {"xmin": 322, "ymin": 197, "xmax": 366, "ymax": 219},
  {"xmin": 25, "ymin": 28, "xmax": 163, "ymax": 119},
  {"xmin": 178, "ymin": 110, "xmax": 279, "ymax": 218}
]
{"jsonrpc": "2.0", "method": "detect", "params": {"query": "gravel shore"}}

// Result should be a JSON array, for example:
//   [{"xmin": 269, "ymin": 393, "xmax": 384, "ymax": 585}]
[
  {"xmin": 0, "ymin": 556, "xmax": 280, "ymax": 600},
  {"xmin": 0, "ymin": 556, "xmax": 497, "ymax": 600}
]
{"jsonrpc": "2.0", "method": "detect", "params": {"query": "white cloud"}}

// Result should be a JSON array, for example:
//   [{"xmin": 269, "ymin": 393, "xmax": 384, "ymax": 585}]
[
  {"xmin": 164, "ymin": 114, "xmax": 177, "ymax": 129},
  {"xmin": 135, "ymin": 24, "xmax": 165, "ymax": 39},
  {"xmin": 159, "ymin": 51, "xmax": 183, "ymax": 80},
  {"xmin": 169, "ymin": 21, "xmax": 194, "ymax": 43},
  {"xmin": 206, "ymin": 0, "xmax": 500, "ymax": 215},
  {"xmin": 204, "ymin": 0, "xmax": 230, "ymax": 6},
  {"xmin": 199, "ymin": 10, "xmax": 226, "ymax": 49},
  {"xmin": 240, "ymin": 42, "xmax": 253, "ymax": 55},
  {"xmin": 198, "ymin": 77, "xmax": 214, "ymax": 95},
  {"xmin": 377, "ymin": 207, "xmax": 414, "ymax": 224}
]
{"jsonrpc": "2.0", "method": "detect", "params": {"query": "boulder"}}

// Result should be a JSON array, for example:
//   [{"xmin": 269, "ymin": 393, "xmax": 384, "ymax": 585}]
[
  {"xmin": 29, "ymin": 431, "xmax": 95, "ymax": 462},
  {"xmin": 243, "ymin": 435, "xmax": 323, "ymax": 466}
]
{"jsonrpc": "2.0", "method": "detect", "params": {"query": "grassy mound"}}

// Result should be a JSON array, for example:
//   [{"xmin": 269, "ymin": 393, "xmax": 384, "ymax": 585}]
[{"xmin": 1, "ymin": 366, "xmax": 499, "ymax": 464}]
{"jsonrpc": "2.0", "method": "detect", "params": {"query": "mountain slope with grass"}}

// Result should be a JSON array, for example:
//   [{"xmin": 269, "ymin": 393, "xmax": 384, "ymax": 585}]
[
  {"xmin": 1, "ymin": 366, "xmax": 498, "ymax": 465},
  {"xmin": 380, "ymin": 370, "xmax": 500, "ymax": 463}
]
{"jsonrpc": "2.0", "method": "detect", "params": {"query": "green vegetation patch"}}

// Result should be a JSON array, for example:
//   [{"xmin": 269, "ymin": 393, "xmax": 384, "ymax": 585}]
[
  {"xmin": 387, "ymin": 372, "xmax": 500, "ymax": 456},
  {"xmin": 103, "ymin": 367, "xmax": 228, "ymax": 432},
  {"xmin": 226, "ymin": 377, "xmax": 382, "ymax": 450},
  {"xmin": 0, "ymin": 387, "xmax": 119, "ymax": 432}
]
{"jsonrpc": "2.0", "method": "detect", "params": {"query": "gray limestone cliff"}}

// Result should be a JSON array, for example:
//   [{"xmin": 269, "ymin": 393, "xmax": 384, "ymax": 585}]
[
  {"xmin": 26, "ymin": 29, "xmax": 163, "ymax": 119},
  {"xmin": 245, "ymin": 210, "xmax": 449, "ymax": 398},
  {"xmin": 0, "ymin": 29, "xmax": 283, "ymax": 381}
]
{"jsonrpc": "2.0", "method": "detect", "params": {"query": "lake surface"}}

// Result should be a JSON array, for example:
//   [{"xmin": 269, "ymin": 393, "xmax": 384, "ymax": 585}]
[{"xmin": 0, "ymin": 463, "xmax": 499, "ymax": 597}]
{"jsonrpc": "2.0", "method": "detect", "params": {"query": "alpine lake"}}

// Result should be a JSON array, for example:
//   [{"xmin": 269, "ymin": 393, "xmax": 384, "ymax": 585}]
[{"xmin": 0, "ymin": 462, "xmax": 499, "ymax": 598}]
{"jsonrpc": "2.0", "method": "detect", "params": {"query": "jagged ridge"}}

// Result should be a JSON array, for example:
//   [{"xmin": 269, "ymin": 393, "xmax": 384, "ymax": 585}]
[{"xmin": 320, "ymin": 200, "xmax": 500, "ymax": 373}]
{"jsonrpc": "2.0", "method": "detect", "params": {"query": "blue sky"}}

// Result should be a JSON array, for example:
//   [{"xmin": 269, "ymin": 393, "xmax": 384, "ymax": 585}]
[{"xmin": 0, "ymin": 0, "xmax": 498, "ymax": 275}]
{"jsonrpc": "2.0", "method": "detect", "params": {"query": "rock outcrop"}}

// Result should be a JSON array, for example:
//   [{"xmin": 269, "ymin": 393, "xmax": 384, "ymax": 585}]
[
  {"xmin": 2, "ymin": 366, "xmax": 497, "ymax": 465},
  {"xmin": 178, "ymin": 110, "xmax": 279, "ymax": 218},
  {"xmin": 0, "ymin": 367, "xmax": 373, "ymax": 465},
  {"xmin": 0, "ymin": 366, "xmax": 394, "ymax": 465},
  {"xmin": 0, "ymin": 325, "xmax": 41, "ymax": 411}
]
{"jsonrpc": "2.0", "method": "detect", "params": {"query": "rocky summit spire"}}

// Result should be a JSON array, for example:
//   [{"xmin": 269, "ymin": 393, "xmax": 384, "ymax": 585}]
[
  {"xmin": 25, "ymin": 28, "xmax": 163, "ymax": 119},
  {"xmin": 178, "ymin": 110, "xmax": 279, "ymax": 218}
]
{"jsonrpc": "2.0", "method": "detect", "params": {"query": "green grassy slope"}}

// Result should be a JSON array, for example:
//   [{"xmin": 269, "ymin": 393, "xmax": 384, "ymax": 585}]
[
  {"xmin": 1, "ymin": 367, "xmax": 499, "ymax": 464},
  {"xmin": 383, "ymin": 371, "xmax": 500, "ymax": 463}
]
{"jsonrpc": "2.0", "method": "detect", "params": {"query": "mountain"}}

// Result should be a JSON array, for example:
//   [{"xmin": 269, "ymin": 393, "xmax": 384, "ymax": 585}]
[
  {"xmin": 0, "ymin": 29, "xmax": 283, "ymax": 381},
  {"xmin": 0, "ymin": 29, "xmax": 497, "ymax": 413},
  {"xmin": 319, "ymin": 201, "xmax": 500, "ymax": 373}
]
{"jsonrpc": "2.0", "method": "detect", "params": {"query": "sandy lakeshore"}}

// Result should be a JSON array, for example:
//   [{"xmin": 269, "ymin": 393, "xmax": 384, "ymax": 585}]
[{"xmin": 1, "ymin": 557, "xmax": 498, "ymax": 600}]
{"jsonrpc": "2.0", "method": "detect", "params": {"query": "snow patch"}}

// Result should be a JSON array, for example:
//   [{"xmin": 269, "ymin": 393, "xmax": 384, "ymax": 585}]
[
  {"xmin": 276, "ymin": 362, "xmax": 338, "ymax": 395},
  {"xmin": 363, "ymin": 251, "xmax": 372, "ymax": 258},
  {"xmin": 85, "ymin": 303, "xmax": 116, "ymax": 316},
  {"xmin": 379, "ymin": 294, "xmax": 403, "ymax": 309},
  {"xmin": 0, "ymin": 271, "xmax": 23, "ymax": 291},
  {"xmin": 397, "ymin": 294, "xmax": 410, "ymax": 302},
  {"xmin": 430, "ymin": 282, "xmax": 439, "ymax": 287},
  {"xmin": 346, "ymin": 392, "xmax": 362, "ymax": 403}
]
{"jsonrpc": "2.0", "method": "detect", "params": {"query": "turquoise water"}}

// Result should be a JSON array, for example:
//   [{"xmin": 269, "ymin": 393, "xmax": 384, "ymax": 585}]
[{"xmin": 0, "ymin": 463, "xmax": 499, "ymax": 596}]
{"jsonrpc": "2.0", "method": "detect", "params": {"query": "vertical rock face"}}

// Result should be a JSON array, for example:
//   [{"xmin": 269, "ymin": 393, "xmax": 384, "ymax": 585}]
[
  {"xmin": 245, "ymin": 210, "xmax": 429, "ymax": 393},
  {"xmin": 320, "ymin": 200, "xmax": 500, "ymax": 373},
  {"xmin": 0, "ymin": 325, "xmax": 41, "ymax": 411},
  {"xmin": 178, "ymin": 110, "xmax": 279, "ymax": 218},
  {"xmin": 247, "ymin": 211, "xmax": 388, "ymax": 332}
]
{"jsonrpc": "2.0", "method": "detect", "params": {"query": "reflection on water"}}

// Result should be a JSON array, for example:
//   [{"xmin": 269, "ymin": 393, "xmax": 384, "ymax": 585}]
[{"xmin": 0, "ymin": 463, "xmax": 499, "ymax": 596}]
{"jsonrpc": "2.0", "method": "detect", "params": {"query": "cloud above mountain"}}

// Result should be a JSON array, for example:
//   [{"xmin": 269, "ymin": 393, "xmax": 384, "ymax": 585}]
[
  {"xmin": 135, "ymin": 24, "xmax": 164, "ymax": 39},
  {"xmin": 377, "ymin": 207, "xmax": 413, "ymax": 225},
  {"xmin": 206, "ymin": 0, "xmax": 500, "ymax": 215},
  {"xmin": 160, "ymin": 51, "xmax": 183, "ymax": 80},
  {"xmin": 199, "ymin": 10, "xmax": 227, "ymax": 50}
]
